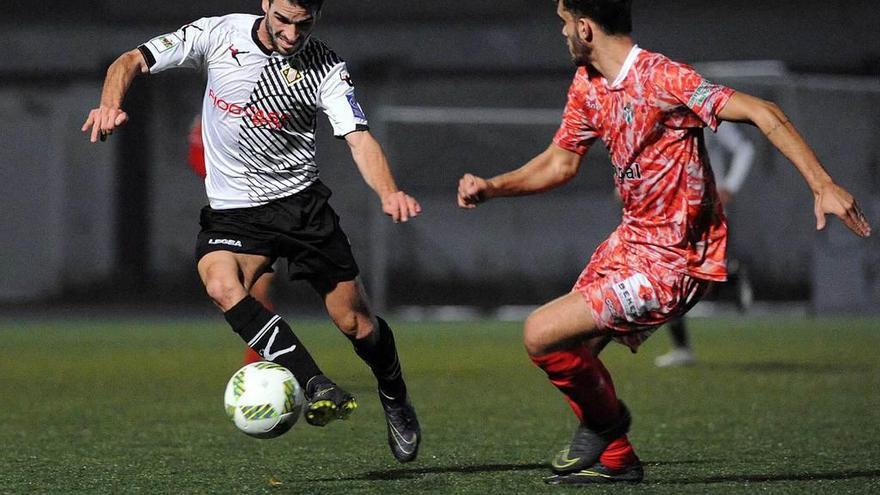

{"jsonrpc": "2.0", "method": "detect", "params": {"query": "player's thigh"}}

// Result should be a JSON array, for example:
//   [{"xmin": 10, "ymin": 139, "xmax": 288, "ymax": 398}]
[
  {"xmin": 523, "ymin": 291, "xmax": 600, "ymax": 356},
  {"xmin": 320, "ymin": 278, "xmax": 374, "ymax": 338}
]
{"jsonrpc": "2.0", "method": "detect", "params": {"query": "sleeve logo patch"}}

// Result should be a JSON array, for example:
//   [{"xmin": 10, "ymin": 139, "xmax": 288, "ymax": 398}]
[
  {"xmin": 346, "ymin": 93, "xmax": 367, "ymax": 122},
  {"xmin": 688, "ymin": 80, "xmax": 715, "ymax": 107},
  {"xmin": 148, "ymin": 34, "xmax": 181, "ymax": 53}
]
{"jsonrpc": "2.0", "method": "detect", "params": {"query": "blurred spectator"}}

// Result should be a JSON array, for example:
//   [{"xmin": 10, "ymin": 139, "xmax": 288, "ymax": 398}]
[{"xmin": 655, "ymin": 124, "xmax": 755, "ymax": 368}]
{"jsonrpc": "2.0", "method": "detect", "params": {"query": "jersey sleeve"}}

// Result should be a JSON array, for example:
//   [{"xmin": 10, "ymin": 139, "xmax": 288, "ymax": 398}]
[
  {"xmin": 138, "ymin": 17, "xmax": 216, "ymax": 74},
  {"xmin": 653, "ymin": 60, "xmax": 734, "ymax": 131},
  {"xmin": 317, "ymin": 62, "xmax": 369, "ymax": 138},
  {"xmin": 553, "ymin": 72, "xmax": 600, "ymax": 156}
]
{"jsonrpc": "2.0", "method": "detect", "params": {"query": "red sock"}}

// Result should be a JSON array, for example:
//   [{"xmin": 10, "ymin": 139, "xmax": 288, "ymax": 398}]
[
  {"xmin": 600, "ymin": 435, "xmax": 639, "ymax": 470},
  {"xmin": 529, "ymin": 343, "xmax": 620, "ymax": 428},
  {"xmin": 243, "ymin": 347, "xmax": 263, "ymax": 365}
]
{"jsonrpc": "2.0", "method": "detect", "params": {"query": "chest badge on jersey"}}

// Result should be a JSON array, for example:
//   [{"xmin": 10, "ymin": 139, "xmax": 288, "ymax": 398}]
[
  {"xmin": 622, "ymin": 104, "xmax": 635, "ymax": 125},
  {"xmin": 281, "ymin": 62, "xmax": 304, "ymax": 86}
]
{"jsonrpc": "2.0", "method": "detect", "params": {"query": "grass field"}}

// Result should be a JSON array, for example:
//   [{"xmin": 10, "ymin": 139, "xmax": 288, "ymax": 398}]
[{"xmin": 1, "ymin": 315, "xmax": 879, "ymax": 494}]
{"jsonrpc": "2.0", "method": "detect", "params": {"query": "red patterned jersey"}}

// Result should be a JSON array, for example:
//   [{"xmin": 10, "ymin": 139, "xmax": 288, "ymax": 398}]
[{"xmin": 554, "ymin": 46, "xmax": 734, "ymax": 281}]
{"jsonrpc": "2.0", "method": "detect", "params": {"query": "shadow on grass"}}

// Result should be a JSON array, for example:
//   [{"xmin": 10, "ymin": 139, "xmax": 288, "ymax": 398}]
[
  {"xmin": 312, "ymin": 462, "xmax": 548, "ymax": 482},
  {"xmin": 642, "ymin": 459, "xmax": 719, "ymax": 467},
  {"xmin": 704, "ymin": 361, "xmax": 869, "ymax": 374},
  {"xmin": 314, "ymin": 459, "xmax": 719, "ymax": 482},
  {"xmin": 661, "ymin": 469, "xmax": 880, "ymax": 485}
]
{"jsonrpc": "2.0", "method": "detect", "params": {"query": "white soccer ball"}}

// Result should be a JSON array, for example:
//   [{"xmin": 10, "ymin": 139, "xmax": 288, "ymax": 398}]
[{"xmin": 223, "ymin": 362, "xmax": 304, "ymax": 439}]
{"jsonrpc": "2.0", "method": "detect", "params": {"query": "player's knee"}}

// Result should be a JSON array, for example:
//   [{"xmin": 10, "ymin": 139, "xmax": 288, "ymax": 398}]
[
  {"xmin": 332, "ymin": 310, "xmax": 374, "ymax": 340},
  {"xmin": 523, "ymin": 312, "xmax": 551, "ymax": 356},
  {"xmin": 204, "ymin": 277, "xmax": 245, "ymax": 310}
]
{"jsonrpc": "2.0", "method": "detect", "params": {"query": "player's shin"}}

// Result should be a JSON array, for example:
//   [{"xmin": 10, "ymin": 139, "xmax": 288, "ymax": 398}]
[
  {"xmin": 530, "ymin": 343, "xmax": 621, "ymax": 427},
  {"xmin": 531, "ymin": 343, "xmax": 634, "ymax": 473},
  {"xmin": 350, "ymin": 316, "xmax": 420, "ymax": 462},
  {"xmin": 224, "ymin": 295, "xmax": 322, "ymax": 388},
  {"xmin": 349, "ymin": 316, "xmax": 407, "ymax": 401}
]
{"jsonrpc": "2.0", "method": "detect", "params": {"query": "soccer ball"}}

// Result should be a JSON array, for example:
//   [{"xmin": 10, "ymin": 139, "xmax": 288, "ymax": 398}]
[{"xmin": 223, "ymin": 362, "xmax": 304, "ymax": 439}]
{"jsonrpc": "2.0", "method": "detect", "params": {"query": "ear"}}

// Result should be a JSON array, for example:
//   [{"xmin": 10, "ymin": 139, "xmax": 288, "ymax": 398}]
[
  {"xmin": 576, "ymin": 17, "xmax": 593, "ymax": 43},
  {"xmin": 261, "ymin": 0, "xmax": 270, "ymax": 14}
]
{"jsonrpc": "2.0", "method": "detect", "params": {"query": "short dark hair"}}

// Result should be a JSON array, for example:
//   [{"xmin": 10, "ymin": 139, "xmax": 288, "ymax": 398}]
[
  {"xmin": 270, "ymin": 0, "xmax": 325, "ymax": 12},
  {"xmin": 560, "ymin": 0, "xmax": 632, "ymax": 35}
]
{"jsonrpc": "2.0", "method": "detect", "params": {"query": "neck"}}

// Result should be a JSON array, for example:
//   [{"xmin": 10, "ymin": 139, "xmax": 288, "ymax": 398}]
[
  {"xmin": 588, "ymin": 36, "xmax": 635, "ymax": 82},
  {"xmin": 257, "ymin": 18, "xmax": 273, "ymax": 51}
]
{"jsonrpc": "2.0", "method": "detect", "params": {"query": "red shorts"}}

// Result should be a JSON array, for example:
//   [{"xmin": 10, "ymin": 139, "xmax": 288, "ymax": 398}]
[{"xmin": 574, "ymin": 234, "xmax": 710, "ymax": 352}]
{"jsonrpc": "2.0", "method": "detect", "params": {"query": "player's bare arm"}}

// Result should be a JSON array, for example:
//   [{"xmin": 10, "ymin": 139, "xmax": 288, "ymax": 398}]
[
  {"xmin": 719, "ymin": 92, "xmax": 871, "ymax": 238},
  {"xmin": 345, "ymin": 130, "xmax": 421, "ymax": 223},
  {"xmin": 457, "ymin": 143, "xmax": 582, "ymax": 209},
  {"xmin": 81, "ymin": 49, "xmax": 150, "ymax": 143}
]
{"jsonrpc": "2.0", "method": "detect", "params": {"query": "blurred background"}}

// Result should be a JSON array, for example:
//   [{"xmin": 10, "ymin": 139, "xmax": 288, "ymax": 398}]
[{"xmin": 1, "ymin": 0, "xmax": 878, "ymax": 317}]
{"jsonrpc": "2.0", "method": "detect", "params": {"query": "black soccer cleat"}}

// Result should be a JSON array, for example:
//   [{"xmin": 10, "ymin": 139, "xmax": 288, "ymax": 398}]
[
  {"xmin": 551, "ymin": 401, "xmax": 632, "ymax": 475},
  {"xmin": 544, "ymin": 460, "xmax": 644, "ymax": 485},
  {"xmin": 379, "ymin": 390, "xmax": 421, "ymax": 463},
  {"xmin": 304, "ymin": 375, "xmax": 358, "ymax": 427}
]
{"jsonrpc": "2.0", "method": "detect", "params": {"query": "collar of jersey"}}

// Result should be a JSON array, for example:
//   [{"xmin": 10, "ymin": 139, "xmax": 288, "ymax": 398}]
[{"xmin": 606, "ymin": 44, "xmax": 641, "ymax": 91}]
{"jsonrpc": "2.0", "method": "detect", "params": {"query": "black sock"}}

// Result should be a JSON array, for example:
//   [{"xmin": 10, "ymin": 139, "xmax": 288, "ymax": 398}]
[
  {"xmin": 350, "ymin": 316, "xmax": 407, "ymax": 401},
  {"xmin": 668, "ymin": 317, "xmax": 689, "ymax": 349},
  {"xmin": 224, "ymin": 295, "xmax": 322, "ymax": 388}
]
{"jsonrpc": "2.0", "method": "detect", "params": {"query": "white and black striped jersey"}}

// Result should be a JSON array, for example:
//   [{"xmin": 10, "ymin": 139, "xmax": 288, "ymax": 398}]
[{"xmin": 139, "ymin": 14, "xmax": 369, "ymax": 209}]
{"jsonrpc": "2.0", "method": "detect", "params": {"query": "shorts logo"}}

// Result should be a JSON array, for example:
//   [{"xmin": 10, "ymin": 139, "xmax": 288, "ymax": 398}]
[
  {"xmin": 208, "ymin": 238, "xmax": 243, "ymax": 247},
  {"xmin": 148, "ymin": 34, "xmax": 180, "ymax": 53},
  {"xmin": 611, "ymin": 273, "xmax": 660, "ymax": 322},
  {"xmin": 281, "ymin": 63, "xmax": 304, "ymax": 86},
  {"xmin": 688, "ymin": 80, "xmax": 715, "ymax": 107}
]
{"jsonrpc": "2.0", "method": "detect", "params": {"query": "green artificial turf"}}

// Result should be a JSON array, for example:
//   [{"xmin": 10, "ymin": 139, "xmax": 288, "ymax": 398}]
[{"xmin": 1, "ymin": 316, "xmax": 878, "ymax": 494}]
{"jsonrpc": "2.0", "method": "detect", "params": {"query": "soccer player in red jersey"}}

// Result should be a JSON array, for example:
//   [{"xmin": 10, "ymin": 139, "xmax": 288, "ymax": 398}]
[
  {"xmin": 188, "ymin": 115, "xmax": 264, "ymax": 365},
  {"xmin": 458, "ymin": 0, "xmax": 871, "ymax": 485}
]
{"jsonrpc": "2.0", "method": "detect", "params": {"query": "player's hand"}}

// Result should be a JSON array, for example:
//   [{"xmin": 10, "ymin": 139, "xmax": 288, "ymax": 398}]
[
  {"xmin": 381, "ymin": 190, "xmax": 421, "ymax": 223},
  {"xmin": 458, "ymin": 173, "xmax": 490, "ymax": 209},
  {"xmin": 81, "ymin": 106, "xmax": 129, "ymax": 143},
  {"xmin": 814, "ymin": 182, "xmax": 871, "ymax": 238}
]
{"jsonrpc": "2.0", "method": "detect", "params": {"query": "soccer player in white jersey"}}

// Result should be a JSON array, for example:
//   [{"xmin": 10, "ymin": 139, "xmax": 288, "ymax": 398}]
[{"xmin": 82, "ymin": 0, "xmax": 422, "ymax": 463}]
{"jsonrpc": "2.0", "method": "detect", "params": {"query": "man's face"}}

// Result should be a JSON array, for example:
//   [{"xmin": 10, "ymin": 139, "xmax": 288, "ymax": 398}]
[
  {"xmin": 262, "ymin": 0, "xmax": 317, "ymax": 55},
  {"xmin": 557, "ymin": 1, "xmax": 590, "ymax": 66}
]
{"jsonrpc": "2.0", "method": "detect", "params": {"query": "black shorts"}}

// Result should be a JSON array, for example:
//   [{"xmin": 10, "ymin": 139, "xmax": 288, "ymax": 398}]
[{"xmin": 195, "ymin": 181, "xmax": 359, "ymax": 291}]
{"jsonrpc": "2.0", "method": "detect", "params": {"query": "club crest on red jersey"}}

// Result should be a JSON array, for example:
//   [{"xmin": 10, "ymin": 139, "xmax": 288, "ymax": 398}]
[{"xmin": 622, "ymin": 104, "xmax": 634, "ymax": 125}]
